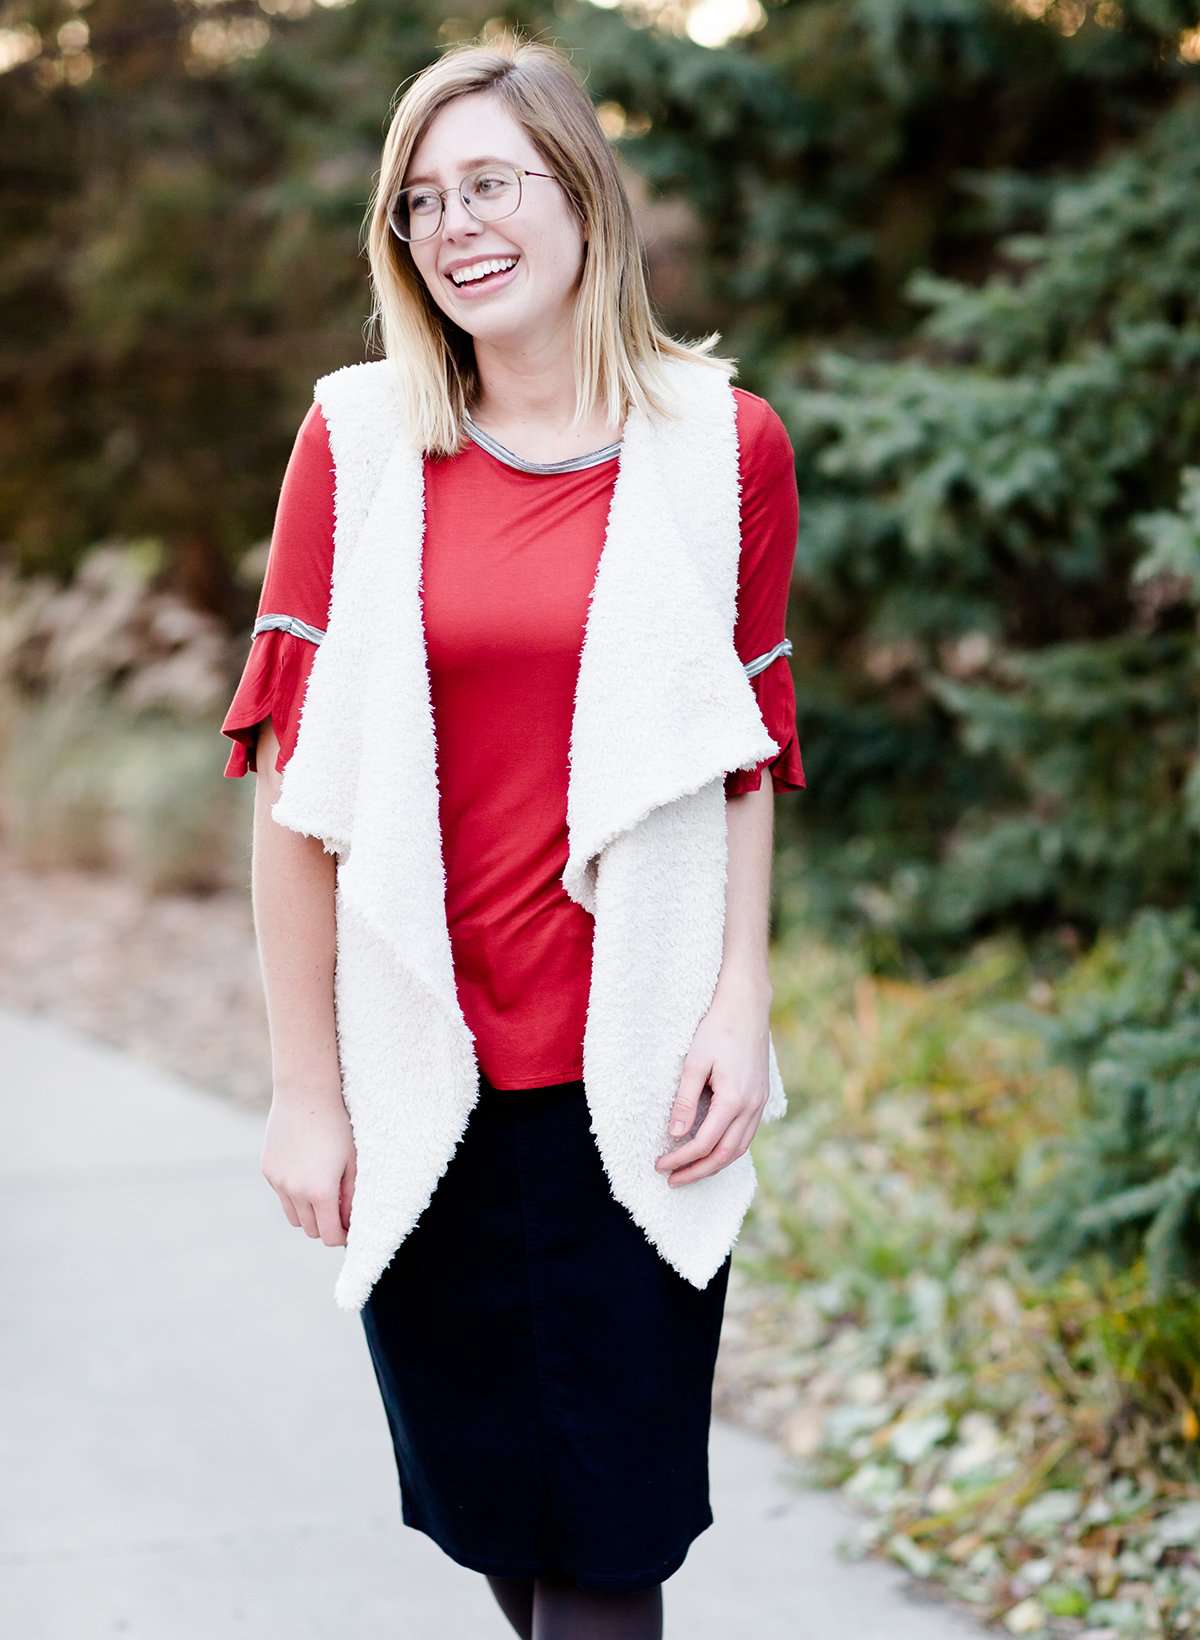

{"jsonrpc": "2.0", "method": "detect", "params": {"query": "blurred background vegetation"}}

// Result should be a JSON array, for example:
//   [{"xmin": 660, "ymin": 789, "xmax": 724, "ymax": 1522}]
[{"xmin": 4, "ymin": 0, "xmax": 1200, "ymax": 1628}]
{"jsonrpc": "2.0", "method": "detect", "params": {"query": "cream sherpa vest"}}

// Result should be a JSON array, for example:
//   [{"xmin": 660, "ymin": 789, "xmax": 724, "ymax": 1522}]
[{"xmin": 271, "ymin": 352, "xmax": 791, "ymax": 1312}]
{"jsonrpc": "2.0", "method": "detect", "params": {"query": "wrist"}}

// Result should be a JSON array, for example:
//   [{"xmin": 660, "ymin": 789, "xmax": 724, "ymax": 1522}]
[
  {"xmin": 714, "ymin": 962, "xmax": 773, "ymax": 1010},
  {"xmin": 271, "ymin": 1068, "xmax": 344, "ymax": 1110}
]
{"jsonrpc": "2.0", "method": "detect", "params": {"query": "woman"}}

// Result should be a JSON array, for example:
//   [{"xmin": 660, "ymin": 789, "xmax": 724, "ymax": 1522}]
[{"xmin": 221, "ymin": 29, "xmax": 804, "ymax": 1640}]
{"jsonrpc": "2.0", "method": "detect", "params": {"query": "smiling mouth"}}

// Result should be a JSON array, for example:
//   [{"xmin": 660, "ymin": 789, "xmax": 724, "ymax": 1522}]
[{"xmin": 447, "ymin": 256, "xmax": 521, "ymax": 291}]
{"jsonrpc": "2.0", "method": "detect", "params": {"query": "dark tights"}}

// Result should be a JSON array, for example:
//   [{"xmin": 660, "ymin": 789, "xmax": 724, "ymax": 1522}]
[{"xmin": 485, "ymin": 1571, "xmax": 664, "ymax": 1639}]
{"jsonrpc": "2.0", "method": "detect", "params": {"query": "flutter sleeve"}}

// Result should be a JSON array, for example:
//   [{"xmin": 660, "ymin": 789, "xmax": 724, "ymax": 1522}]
[
  {"xmin": 725, "ymin": 393, "xmax": 806, "ymax": 799},
  {"xmin": 221, "ymin": 402, "xmax": 335, "ymax": 778}
]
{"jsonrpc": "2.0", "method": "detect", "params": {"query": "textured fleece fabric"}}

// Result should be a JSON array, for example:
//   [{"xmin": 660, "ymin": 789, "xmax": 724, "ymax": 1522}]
[{"xmin": 270, "ymin": 353, "xmax": 789, "ymax": 1312}]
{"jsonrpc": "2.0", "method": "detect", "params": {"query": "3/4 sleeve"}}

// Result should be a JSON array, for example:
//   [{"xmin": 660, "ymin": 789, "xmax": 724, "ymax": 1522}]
[
  {"xmin": 221, "ymin": 402, "xmax": 335, "ymax": 778},
  {"xmin": 725, "ymin": 392, "xmax": 806, "ymax": 799}
]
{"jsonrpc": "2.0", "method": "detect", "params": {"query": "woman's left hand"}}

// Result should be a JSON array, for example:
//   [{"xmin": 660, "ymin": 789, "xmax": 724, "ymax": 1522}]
[{"xmin": 654, "ymin": 971, "xmax": 772, "ymax": 1187}]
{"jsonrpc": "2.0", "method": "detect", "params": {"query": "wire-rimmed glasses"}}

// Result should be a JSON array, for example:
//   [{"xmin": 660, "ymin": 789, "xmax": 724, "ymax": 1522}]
[{"xmin": 387, "ymin": 162, "xmax": 557, "ymax": 243}]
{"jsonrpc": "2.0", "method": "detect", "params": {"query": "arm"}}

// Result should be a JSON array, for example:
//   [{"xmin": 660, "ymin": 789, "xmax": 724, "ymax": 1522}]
[
  {"xmin": 657, "ymin": 393, "xmax": 801, "ymax": 1184},
  {"xmin": 655, "ymin": 783, "xmax": 776, "ymax": 1184},
  {"xmin": 253, "ymin": 716, "xmax": 357, "ymax": 1246},
  {"xmin": 221, "ymin": 402, "xmax": 356, "ymax": 1245},
  {"xmin": 252, "ymin": 716, "xmax": 340, "ymax": 1097},
  {"xmin": 719, "ymin": 779, "xmax": 775, "ymax": 1001}
]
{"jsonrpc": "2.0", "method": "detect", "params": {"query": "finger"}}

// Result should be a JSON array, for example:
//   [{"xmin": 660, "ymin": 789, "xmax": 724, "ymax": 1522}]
[
  {"xmin": 657, "ymin": 1092, "xmax": 739, "ymax": 1175},
  {"xmin": 270, "ymin": 1182, "xmax": 303, "ymax": 1230},
  {"xmin": 668, "ymin": 1095, "xmax": 766, "ymax": 1185},
  {"xmin": 667, "ymin": 1121, "xmax": 751, "ymax": 1185},
  {"xmin": 340, "ymin": 1158, "xmax": 356, "ymax": 1236},
  {"xmin": 314, "ymin": 1192, "xmax": 345, "ymax": 1247},
  {"xmin": 667, "ymin": 1057, "xmax": 711, "ymax": 1139},
  {"xmin": 720, "ymin": 1102, "xmax": 763, "ymax": 1158}
]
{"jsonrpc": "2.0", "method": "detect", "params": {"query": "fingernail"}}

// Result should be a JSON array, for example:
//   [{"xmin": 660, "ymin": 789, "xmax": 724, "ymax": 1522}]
[{"xmin": 670, "ymin": 1119, "xmax": 685, "ymax": 1135}]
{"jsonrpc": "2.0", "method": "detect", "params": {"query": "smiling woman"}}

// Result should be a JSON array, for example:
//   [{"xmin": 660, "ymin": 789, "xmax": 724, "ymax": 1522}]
[
  {"xmin": 221, "ymin": 25, "xmax": 804, "ymax": 1638},
  {"xmin": 383, "ymin": 89, "xmax": 604, "ymax": 452}
]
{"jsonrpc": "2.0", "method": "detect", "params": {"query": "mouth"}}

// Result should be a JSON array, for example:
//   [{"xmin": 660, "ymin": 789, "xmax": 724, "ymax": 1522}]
[{"xmin": 445, "ymin": 255, "xmax": 521, "ymax": 297}]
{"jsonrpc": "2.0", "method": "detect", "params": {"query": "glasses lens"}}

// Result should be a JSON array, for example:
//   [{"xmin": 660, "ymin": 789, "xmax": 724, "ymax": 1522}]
[
  {"xmin": 461, "ymin": 165, "xmax": 520, "ymax": 221},
  {"xmin": 390, "ymin": 165, "xmax": 522, "ymax": 241},
  {"xmin": 391, "ymin": 185, "xmax": 441, "ymax": 242}
]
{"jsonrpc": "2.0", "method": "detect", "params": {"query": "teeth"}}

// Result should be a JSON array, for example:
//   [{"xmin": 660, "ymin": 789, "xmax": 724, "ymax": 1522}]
[{"xmin": 450, "ymin": 257, "xmax": 517, "ymax": 286}]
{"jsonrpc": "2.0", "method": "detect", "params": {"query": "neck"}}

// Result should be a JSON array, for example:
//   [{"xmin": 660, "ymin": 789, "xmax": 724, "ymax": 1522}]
[{"xmin": 471, "ymin": 327, "xmax": 584, "ymax": 430}]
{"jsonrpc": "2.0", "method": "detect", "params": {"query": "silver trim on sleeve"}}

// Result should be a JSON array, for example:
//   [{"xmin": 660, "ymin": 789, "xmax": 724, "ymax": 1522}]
[
  {"xmin": 742, "ymin": 638, "xmax": 793, "ymax": 679},
  {"xmin": 252, "ymin": 613, "xmax": 326, "ymax": 645}
]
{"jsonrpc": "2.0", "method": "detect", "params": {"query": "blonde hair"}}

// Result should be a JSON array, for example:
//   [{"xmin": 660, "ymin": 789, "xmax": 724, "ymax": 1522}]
[{"xmin": 362, "ymin": 27, "xmax": 737, "ymax": 457}]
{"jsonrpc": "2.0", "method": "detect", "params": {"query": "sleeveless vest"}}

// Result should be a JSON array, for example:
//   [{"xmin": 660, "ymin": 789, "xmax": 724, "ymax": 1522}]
[{"xmin": 271, "ymin": 353, "xmax": 791, "ymax": 1311}]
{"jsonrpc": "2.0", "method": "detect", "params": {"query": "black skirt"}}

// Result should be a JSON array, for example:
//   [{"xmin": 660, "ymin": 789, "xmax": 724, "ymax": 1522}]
[{"xmin": 360, "ymin": 1072, "xmax": 732, "ymax": 1593}]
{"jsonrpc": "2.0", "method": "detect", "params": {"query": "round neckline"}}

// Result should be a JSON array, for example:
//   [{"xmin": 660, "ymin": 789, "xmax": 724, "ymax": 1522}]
[{"xmin": 461, "ymin": 410, "xmax": 622, "ymax": 476}]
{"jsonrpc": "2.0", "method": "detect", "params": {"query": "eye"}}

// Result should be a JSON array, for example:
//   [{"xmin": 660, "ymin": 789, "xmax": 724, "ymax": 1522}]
[{"xmin": 409, "ymin": 190, "xmax": 438, "ymax": 213}]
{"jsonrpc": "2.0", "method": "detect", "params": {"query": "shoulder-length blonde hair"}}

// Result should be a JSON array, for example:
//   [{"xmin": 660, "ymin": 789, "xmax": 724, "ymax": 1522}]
[{"xmin": 363, "ymin": 28, "xmax": 737, "ymax": 457}]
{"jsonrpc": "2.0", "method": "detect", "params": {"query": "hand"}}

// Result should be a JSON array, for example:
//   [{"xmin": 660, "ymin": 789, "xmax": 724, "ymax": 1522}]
[
  {"xmin": 261, "ymin": 1083, "xmax": 357, "ymax": 1246},
  {"xmin": 654, "ymin": 972, "xmax": 772, "ymax": 1187}
]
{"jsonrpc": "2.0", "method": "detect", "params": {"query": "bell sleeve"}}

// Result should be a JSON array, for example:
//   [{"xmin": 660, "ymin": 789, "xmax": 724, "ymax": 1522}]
[
  {"xmin": 725, "ymin": 394, "xmax": 806, "ymax": 799},
  {"xmin": 221, "ymin": 401, "xmax": 335, "ymax": 779}
]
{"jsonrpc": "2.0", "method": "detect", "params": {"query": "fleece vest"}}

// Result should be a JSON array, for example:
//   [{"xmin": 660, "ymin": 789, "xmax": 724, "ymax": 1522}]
[{"xmin": 271, "ymin": 353, "xmax": 790, "ymax": 1312}]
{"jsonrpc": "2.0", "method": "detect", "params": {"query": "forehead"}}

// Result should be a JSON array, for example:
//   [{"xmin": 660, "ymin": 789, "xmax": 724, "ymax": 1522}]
[
  {"xmin": 404, "ymin": 153, "xmax": 515, "ymax": 187},
  {"xmin": 404, "ymin": 94, "xmax": 540, "ymax": 186}
]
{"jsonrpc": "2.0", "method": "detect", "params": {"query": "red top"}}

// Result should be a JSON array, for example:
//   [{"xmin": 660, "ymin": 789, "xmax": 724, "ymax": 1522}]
[{"xmin": 222, "ymin": 388, "xmax": 805, "ymax": 1089}]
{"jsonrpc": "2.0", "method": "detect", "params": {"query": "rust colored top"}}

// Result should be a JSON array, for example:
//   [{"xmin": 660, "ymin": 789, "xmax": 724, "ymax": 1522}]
[{"xmin": 222, "ymin": 388, "xmax": 804, "ymax": 1088}]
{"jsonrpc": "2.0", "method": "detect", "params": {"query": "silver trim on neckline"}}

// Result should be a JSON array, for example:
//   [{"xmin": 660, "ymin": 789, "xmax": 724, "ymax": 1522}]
[{"xmin": 461, "ymin": 410, "xmax": 622, "ymax": 475}]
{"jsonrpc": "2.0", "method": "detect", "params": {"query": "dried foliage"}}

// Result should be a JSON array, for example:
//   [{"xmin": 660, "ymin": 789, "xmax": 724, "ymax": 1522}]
[
  {"xmin": 714, "ymin": 930, "xmax": 1200, "ymax": 1635},
  {"xmin": 0, "ymin": 545, "xmax": 251, "ymax": 892}
]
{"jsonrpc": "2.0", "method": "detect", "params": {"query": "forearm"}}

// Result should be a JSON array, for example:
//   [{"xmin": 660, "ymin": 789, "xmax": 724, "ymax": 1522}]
[
  {"xmin": 719, "ymin": 779, "xmax": 775, "ymax": 1000},
  {"xmin": 250, "ymin": 727, "xmax": 341, "ymax": 1106},
  {"xmin": 659, "ymin": 779, "xmax": 777, "ymax": 1166}
]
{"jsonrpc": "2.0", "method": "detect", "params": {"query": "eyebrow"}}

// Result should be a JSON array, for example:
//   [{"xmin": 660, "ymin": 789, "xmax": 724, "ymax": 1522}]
[{"xmin": 402, "ymin": 155, "xmax": 516, "ymax": 188}]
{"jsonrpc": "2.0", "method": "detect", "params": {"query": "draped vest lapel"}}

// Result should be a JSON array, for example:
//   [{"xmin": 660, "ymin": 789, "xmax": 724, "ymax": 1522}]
[{"xmin": 272, "ymin": 354, "xmax": 790, "ymax": 1312}]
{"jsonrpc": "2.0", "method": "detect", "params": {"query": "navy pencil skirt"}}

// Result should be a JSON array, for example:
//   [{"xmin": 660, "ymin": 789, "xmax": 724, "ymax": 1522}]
[{"xmin": 359, "ymin": 1071, "xmax": 732, "ymax": 1593}]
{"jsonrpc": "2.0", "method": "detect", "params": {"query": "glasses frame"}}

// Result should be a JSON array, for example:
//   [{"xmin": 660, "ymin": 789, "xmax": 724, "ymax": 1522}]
[{"xmin": 387, "ymin": 163, "xmax": 558, "ymax": 244}]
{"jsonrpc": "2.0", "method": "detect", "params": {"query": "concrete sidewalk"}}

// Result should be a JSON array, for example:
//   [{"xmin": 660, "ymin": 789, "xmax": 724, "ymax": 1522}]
[{"xmin": 1, "ymin": 1007, "xmax": 981, "ymax": 1639}]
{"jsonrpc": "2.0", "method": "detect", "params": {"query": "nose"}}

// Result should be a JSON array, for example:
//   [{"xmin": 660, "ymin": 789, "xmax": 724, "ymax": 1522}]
[{"xmin": 441, "ymin": 187, "xmax": 481, "ymax": 238}]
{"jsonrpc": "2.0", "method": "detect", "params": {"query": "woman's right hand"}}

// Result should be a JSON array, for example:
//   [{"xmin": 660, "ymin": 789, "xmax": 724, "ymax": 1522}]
[{"xmin": 261, "ymin": 1086, "xmax": 357, "ymax": 1246}]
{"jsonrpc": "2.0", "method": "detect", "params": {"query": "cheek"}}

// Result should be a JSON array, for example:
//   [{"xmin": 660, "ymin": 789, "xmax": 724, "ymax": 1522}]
[
  {"xmin": 403, "ymin": 240, "xmax": 432, "ymax": 280},
  {"xmin": 523, "ymin": 224, "xmax": 585, "ymax": 290},
  {"xmin": 415, "ymin": 258, "xmax": 450, "ymax": 309}
]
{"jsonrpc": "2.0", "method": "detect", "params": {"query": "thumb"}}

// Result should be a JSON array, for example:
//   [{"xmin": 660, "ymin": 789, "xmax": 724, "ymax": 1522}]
[{"xmin": 340, "ymin": 1152, "xmax": 357, "ymax": 1235}]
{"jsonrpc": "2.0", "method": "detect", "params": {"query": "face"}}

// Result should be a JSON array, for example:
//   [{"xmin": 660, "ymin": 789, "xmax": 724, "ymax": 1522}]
[{"xmin": 399, "ymin": 91, "xmax": 586, "ymax": 347}]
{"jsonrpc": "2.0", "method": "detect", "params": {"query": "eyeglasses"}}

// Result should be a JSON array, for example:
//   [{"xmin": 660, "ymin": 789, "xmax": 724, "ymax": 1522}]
[{"xmin": 387, "ymin": 162, "xmax": 558, "ymax": 243}]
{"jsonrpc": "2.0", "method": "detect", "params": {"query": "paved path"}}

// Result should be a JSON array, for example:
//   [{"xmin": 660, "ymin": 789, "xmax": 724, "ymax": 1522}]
[{"xmin": 1, "ymin": 1008, "xmax": 982, "ymax": 1638}]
